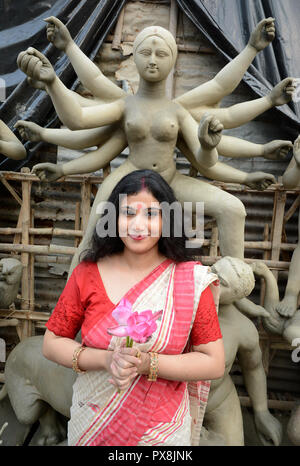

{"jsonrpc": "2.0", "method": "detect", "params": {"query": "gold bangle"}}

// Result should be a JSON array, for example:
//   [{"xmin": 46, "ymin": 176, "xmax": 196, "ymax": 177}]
[
  {"xmin": 135, "ymin": 348, "xmax": 142, "ymax": 359},
  {"xmin": 72, "ymin": 345, "xmax": 86, "ymax": 374},
  {"xmin": 147, "ymin": 352, "xmax": 158, "ymax": 382}
]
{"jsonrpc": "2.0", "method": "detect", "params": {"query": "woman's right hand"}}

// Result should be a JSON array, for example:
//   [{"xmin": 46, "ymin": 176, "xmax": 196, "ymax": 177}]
[
  {"xmin": 31, "ymin": 163, "xmax": 64, "ymax": 182},
  {"xmin": 106, "ymin": 345, "xmax": 142, "ymax": 391}
]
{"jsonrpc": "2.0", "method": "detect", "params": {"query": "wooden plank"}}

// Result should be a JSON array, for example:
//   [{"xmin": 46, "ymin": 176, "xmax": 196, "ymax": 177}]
[
  {"xmin": 166, "ymin": 0, "xmax": 178, "ymax": 99},
  {"xmin": 270, "ymin": 191, "xmax": 287, "ymax": 280},
  {"xmin": 111, "ymin": 6, "xmax": 125, "ymax": 50},
  {"xmin": 19, "ymin": 168, "xmax": 32, "ymax": 339},
  {"xmin": 0, "ymin": 173, "xmax": 22, "ymax": 205},
  {"xmin": 80, "ymin": 181, "xmax": 91, "ymax": 236}
]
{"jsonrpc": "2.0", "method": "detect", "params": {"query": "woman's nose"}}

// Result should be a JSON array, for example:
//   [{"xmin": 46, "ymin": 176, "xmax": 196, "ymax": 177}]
[{"xmin": 131, "ymin": 213, "xmax": 147, "ymax": 231}]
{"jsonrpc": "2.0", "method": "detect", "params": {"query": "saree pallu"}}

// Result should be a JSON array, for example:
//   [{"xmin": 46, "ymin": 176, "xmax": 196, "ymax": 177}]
[{"xmin": 68, "ymin": 261, "xmax": 219, "ymax": 446}]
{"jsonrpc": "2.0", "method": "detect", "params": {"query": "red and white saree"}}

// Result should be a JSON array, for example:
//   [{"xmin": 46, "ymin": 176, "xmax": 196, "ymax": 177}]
[{"xmin": 62, "ymin": 260, "xmax": 220, "ymax": 446}]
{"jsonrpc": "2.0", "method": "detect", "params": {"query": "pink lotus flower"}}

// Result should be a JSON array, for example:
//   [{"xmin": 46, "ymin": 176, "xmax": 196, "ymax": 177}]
[{"xmin": 107, "ymin": 298, "xmax": 163, "ymax": 344}]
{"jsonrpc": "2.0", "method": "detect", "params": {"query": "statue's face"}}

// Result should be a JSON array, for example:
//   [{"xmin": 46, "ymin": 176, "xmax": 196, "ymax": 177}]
[
  {"xmin": 211, "ymin": 259, "xmax": 244, "ymax": 305},
  {"xmin": 135, "ymin": 36, "xmax": 173, "ymax": 82},
  {"xmin": 118, "ymin": 190, "xmax": 162, "ymax": 255}
]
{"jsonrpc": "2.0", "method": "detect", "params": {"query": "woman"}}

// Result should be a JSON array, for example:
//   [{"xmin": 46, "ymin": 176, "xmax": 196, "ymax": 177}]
[{"xmin": 43, "ymin": 169, "xmax": 224, "ymax": 446}]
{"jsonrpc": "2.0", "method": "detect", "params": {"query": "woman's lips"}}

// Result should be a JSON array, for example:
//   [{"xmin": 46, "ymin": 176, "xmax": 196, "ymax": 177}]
[{"xmin": 129, "ymin": 234, "xmax": 148, "ymax": 240}]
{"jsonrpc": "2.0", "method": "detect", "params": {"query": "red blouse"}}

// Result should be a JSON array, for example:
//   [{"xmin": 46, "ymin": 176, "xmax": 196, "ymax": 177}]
[{"xmin": 46, "ymin": 260, "xmax": 222, "ymax": 346}]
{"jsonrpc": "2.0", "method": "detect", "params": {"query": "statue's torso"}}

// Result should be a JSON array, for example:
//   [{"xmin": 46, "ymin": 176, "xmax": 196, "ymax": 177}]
[{"xmin": 122, "ymin": 95, "xmax": 180, "ymax": 183}]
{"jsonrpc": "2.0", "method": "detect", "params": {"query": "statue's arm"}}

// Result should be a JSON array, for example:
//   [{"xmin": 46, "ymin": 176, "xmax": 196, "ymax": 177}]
[
  {"xmin": 45, "ymin": 16, "xmax": 125, "ymax": 102},
  {"xmin": 177, "ymin": 135, "xmax": 276, "ymax": 189},
  {"xmin": 31, "ymin": 128, "xmax": 127, "ymax": 181},
  {"xmin": 178, "ymin": 109, "xmax": 221, "ymax": 168},
  {"xmin": 46, "ymin": 75, "xmax": 125, "ymax": 130},
  {"xmin": 175, "ymin": 18, "xmax": 275, "ymax": 109},
  {"xmin": 15, "ymin": 120, "xmax": 116, "ymax": 150},
  {"xmin": 62, "ymin": 128, "xmax": 127, "ymax": 175},
  {"xmin": 251, "ymin": 262, "xmax": 279, "ymax": 309},
  {"xmin": 282, "ymin": 136, "xmax": 300, "ymax": 189},
  {"xmin": 238, "ymin": 322, "xmax": 268, "ymax": 412},
  {"xmin": 0, "ymin": 120, "xmax": 26, "ymax": 160}
]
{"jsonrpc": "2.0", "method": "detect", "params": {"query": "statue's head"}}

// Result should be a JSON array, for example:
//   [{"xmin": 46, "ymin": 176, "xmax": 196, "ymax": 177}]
[
  {"xmin": 133, "ymin": 26, "xmax": 177, "ymax": 82},
  {"xmin": 0, "ymin": 257, "xmax": 22, "ymax": 285},
  {"xmin": 211, "ymin": 256, "xmax": 255, "ymax": 304}
]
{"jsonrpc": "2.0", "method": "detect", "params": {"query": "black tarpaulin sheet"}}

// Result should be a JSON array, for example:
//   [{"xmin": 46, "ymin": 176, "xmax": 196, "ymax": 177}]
[
  {"xmin": 0, "ymin": 0, "xmax": 125, "ymax": 171},
  {"xmin": 177, "ymin": 0, "xmax": 300, "ymax": 135}
]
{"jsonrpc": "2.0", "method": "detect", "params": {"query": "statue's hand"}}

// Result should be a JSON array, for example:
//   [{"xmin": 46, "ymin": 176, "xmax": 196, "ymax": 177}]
[
  {"xmin": 250, "ymin": 261, "xmax": 270, "ymax": 277},
  {"xmin": 245, "ymin": 171, "xmax": 276, "ymax": 190},
  {"xmin": 263, "ymin": 140, "xmax": 292, "ymax": 161},
  {"xmin": 248, "ymin": 17, "xmax": 275, "ymax": 51},
  {"xmin": 44, "ymin": 16, "xmax": 73, "ymax": 52},
  {"xmin": 262, "ymin": 306, "xmax": 285, "ymax": 335},
  {"xmin": 198, "ymin": 114, "xmax": 223, "ymax": 150},
  {"xmin": 293, "ymin": 135, "xmax": 300, "ymax": 167},
  {"xmin": 268, "ymin": 78, "xmax": 296, "ymax": 106},
  {"xmin": 254, "ymin": 410, "xmax": 282, "ymax": 446},
  {"xmin": 14, "ymin": 121, "xmax": 44, "ymax": 143},
  {"xmin": 27, "ymin": 76, "xmax": 46, "ymax": 91},
  {"xmin": 17, "ymin": 47, "xmax": 56, "ymax": 84},
  {"xmin": 31, "ymin": 163, "xmax": 64, "ymax": 182}
]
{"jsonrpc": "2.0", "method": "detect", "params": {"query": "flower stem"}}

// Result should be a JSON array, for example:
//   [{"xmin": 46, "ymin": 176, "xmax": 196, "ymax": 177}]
[{"xmin": 126, "ymin": 336, "xmax": 133, "ymax": 347}]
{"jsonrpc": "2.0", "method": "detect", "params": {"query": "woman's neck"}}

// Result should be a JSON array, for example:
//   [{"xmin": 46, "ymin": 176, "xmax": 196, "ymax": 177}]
[
  {"xmin": 136, "ymin": 78, "xmax": 167, "ymax": 100},
  {"xmin": 119, "ymin": 248, "xmax": 166, "ymax": 274}
]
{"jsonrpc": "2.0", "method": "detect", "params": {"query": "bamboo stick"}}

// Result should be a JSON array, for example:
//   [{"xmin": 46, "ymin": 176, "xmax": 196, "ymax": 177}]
[
  {"xmin": 0, "ymin": 318, "xmax": 19, "ymax": 327},
  {"xmin": 20, "ymin": 168, "xmax": 32, "ymax": 339},
  {"xmin": 111, "ymin": 6, "xmax": 125, "ymax": 50},
  {"xmin": 200, "ymin": 256, "xmax": 291, "ymax": 270},
  {"xmin": 271, "ymin": 191, "xmax": 287, "ymax": 280},
  {"xmin": 0, "ymin": 243, "xmax": 76, "ymax": 255},
  {"xmin": 80, "ymin": 181, "xmax": 91, "ymax": 235},
  {"xmin": 209, "ymin": 225, "xmax": 218, "ymax": 257},
  {"xmin": 284, "ymin": 194, "xmax": 300, "ymax": 224},
  {"xmin": 166, "ymin": 0, "xmax": 178, "ymax": 99},
  {"xmin": 103, "ymin": 164, "xmax": 111, "ymax": 179},
  {"xmin": 0, "ymin": 310, "xmax": 50, "ymax": 321},
  {"xmin": 0, "ymin": 227, "xmax": 83, "ymax": 237},
  {"xmin": 29, "ymin": 209, "xmax": 35, "ymax": 313},
  {"xmin": 74, "ymin": 201, "xmax": 81, "ymax": 248},
  {"xmin": 239, "ymin": 395, "xmax": 295, "ymax": 411},
  {"xmin": 0, "ymin": 173, "xmax": 22, "ymax": 205}
]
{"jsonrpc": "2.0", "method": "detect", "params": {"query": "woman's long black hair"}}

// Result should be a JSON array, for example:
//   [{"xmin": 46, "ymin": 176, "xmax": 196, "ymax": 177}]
[{"xmin": 81, "ymin": 169, "xmax": 201, "ymax": 263}]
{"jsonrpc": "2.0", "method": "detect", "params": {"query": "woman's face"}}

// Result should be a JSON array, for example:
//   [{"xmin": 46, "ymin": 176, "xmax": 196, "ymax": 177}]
[
  {"xmin": 134, "ymin": 36, "xmax": 173, "ymax": 82},
  {"xmin": 118, "ymin": 190, "xmax": 162, "ymax": 255}
]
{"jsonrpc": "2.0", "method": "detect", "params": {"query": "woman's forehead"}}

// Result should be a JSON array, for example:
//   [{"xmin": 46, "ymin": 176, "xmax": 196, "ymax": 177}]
[{"xmin": 120, "ymin": 191, "xmax": 160, "ymax": 206}]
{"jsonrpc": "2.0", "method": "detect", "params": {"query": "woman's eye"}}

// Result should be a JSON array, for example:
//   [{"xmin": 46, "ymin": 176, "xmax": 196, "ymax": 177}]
[{"xmin": 147, "ymin": 210, "xmax": 160, "ymax": 217}]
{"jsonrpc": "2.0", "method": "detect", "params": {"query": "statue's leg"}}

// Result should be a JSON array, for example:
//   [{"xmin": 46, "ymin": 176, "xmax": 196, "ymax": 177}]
[
  {"xmin": 277, "ymin": 212, "xmax": 300, "ymax": 317},
  {"xmin": 68, "ymin": 159, "xmax": 137, "ymax": 278},
  {"xmin": 170, "ymin": 172, "xmax": 246, "ymax": 259},
  {"xmin": 203, "ymin": 386, "xmax": 244, "ymax": 446},
  {"xmin": 36, "ymin": 406, "xmax": 66, "ymax": 446},
  {"xmin": 283, "ymin": 310, "xmax": 300, "ymax": 345}
]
